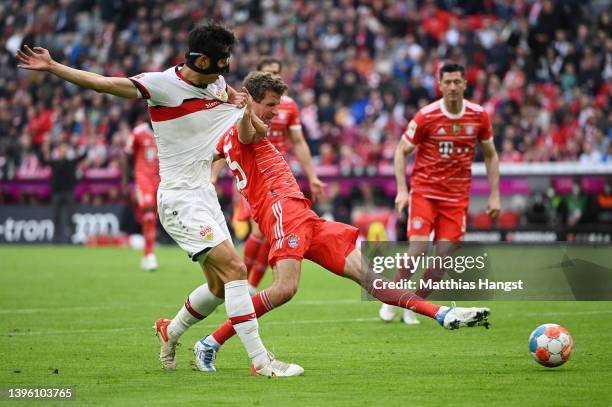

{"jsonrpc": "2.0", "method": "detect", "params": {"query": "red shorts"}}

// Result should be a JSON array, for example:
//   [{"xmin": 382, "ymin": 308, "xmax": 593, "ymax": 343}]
[
  {"xmin": 408, "ymin": 192, "xmax": 468, "ymax": 242},
  {"xmin": 136, "ymin": 183, "xmax": 158, "ymax": 211},
  {"xmin": 258, "ymin": 198, "xmax": 359, "ymax": 275},
  {"xmin": 235, "ymin": 195, "xmax": 252, "ymax": 222}
]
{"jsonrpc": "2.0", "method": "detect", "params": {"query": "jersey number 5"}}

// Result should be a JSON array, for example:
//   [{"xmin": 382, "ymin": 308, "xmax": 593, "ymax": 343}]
[{"xmin": 223, "ymin": 140, "xmax": 247, "ymax": 190}]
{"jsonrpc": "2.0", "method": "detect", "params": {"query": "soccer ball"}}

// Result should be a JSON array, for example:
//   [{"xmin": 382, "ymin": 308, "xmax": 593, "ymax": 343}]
[{"xmin": 529, "ymin": 323, "xmax": 573, "ymax": 367}]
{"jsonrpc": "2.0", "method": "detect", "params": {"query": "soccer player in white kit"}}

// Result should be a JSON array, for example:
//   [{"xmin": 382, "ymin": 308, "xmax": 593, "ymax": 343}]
[{"xmin": 16, "ymin": 22, "xmax": 303, "ymax": 377}]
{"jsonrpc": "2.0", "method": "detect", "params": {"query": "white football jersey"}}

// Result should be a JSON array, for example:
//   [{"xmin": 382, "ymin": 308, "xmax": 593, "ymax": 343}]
[{"xmin": 130, "ymin": 66, "xmax": 244, "ymax": 189}]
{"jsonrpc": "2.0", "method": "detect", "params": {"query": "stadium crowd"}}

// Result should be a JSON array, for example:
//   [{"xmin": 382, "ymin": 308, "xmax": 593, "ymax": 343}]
[{"xmin": 0, "ymin": 0, "xmax": 611, "ymax": 205}]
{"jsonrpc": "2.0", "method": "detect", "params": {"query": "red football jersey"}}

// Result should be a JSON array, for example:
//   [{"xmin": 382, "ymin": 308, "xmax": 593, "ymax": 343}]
[
  {"xmin": 402, "ymin": 99, "xmax": 493, "ymax": 202},
  {"xmin": 126, "ymin": 122, "xmax": 160, "ymax": 188},
  {"xmin": 267, "ymin": 95, "xmax": 302, "ymax": 155},
  {"xmin": 216, "ymin": 125, "xmax": 306, "ymax": 223}
]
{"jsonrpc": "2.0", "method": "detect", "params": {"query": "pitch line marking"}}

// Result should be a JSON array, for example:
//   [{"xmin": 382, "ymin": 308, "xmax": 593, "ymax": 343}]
[
  {"xmin": 6, "ymin": 317, "xmax": 381, "ymax": 337},
  {"xmin": 0, "ymin": 299, "xmax": 363, "ymax": 315},
  {"xmin": 7, "ymin": 309, "xmax": 612, "ymax": 337}
]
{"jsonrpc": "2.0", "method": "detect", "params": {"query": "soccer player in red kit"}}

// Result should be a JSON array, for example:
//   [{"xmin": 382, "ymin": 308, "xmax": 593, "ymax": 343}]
[
  {"xmin": 17, "ymin": 23, "xmax": 304, "ymax": 377},
  {"xmin": 192, "ymin": 71, "xmax": 491, "ymax": 372},
  {"xmin": 124, "ymin": 122, "xmax": 160, "ymax": 271},
  {"xmin": 239, "ymin": 57, "xmax": 325, "ymax": 294},
  {"xmin": 379, "ymin": 62, "xmax": 501, "ymax": 324}
]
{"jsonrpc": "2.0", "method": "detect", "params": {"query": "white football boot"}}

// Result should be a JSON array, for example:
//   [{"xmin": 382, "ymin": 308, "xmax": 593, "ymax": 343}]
[
  {"xmin": 141, "ymin": 253, "xmax": 158, "ymax": 272},
  {"xmin": 435, "ymin": 305, "xmax": 490, "ymax": 330},
  {"xmin": 401, "ymin": 309, "xmax": 421, "ymax": 325},
  {"xmin": 254, "ymin": 353, "xmax": 304, "ymax": 377},
  {"xmin": 378, "ymin": 304, "xmax": 397, "ymax": 322},
  {"xmin": 155, "ymin": 318, "xmax": 178, "ymax": 370},
  {"xmin": 194, "ymin": 336, "xmax": 218, "ymax": 372}
]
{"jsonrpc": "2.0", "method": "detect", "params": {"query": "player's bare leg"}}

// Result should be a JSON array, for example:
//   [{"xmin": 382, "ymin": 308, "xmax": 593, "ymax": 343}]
[
  {"xmin": 155, "ymin": 245, "xmax": 227, "ymax": 370},
  {"xmin": 192, "ymin": 247, "xmax": 303, "ymax": 376},
  {"xmin": 199, "ymin": 258, "xmax": 303, "ymax": 373},
  {"xmin": 245, "ymin": 221, "xmax": 270, "ymax": 294}
]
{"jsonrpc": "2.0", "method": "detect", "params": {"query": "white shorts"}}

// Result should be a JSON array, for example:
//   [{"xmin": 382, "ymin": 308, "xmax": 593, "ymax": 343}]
[{"xmin": 157, "ymin": 184, "xmax": 232, "ymax": 261}]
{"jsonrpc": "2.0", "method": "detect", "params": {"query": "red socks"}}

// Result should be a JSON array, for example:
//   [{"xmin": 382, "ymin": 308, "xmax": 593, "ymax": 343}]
[
  {"xmin": 366, "ymin": 275, "xmax": 441, "ymax": 318},
  {"xmin": 212, "ymin": 290, "xmax": 275, "ymax": 345},
  {"xmin": 244, "ymin": 234, "xmax": 270, "ymax": 288},
  {"xmin": 142, "ymin": 211, "xmax": 157, "ymax": 256}
]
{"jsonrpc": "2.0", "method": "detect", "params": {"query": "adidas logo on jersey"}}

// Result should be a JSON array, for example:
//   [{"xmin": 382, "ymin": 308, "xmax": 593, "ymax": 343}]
[{"xmin": 437, "ymin": 127, "xmax": 446, "ymax": 135}]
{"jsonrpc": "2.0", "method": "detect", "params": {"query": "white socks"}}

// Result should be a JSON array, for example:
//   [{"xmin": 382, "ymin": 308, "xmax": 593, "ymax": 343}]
[
  {"xmin": 224, "ymin": 280, "xmax": 268, "ymax": 369},
  {"xmin": 167, "ymin": 283, "xmax": 223, "ymax": 342}
]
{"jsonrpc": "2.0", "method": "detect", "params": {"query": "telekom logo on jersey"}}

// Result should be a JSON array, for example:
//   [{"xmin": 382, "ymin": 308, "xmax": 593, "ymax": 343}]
[{"xmin": 438, "ymin": 141, "xmax": 454, "ymax": 158}]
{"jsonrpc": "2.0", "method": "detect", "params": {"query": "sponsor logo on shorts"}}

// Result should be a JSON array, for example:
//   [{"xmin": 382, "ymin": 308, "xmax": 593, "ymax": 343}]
[
  {"xmin": 412, "ymin": 217, "xmax": 424, "ymax": 230},
  {"xmin": 199, "ymin": 225, "xmax": 214, "ymax": 241},
  {"xmin": 287, "ymin": 234, "xmax": 299, "ymax": 249}
]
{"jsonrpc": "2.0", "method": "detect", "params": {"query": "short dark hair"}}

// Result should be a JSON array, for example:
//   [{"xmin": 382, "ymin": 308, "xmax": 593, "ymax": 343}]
[
  {"xmin": 439, "ymin": 62, "xmax": 465, "ymax": 80},
  {"xmin": 257, "ymin": 57, "xmax": 282, "ymax": 72},
  {"xmin": 187, "ymin": 21, "xmax": 235, "ymax": 56},
  {"xmin": 243, "ymin": 71, "xmax": 288, "ymax": 102}
]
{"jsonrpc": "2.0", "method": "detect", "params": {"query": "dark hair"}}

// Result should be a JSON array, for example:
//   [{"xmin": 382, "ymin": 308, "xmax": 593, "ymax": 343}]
[
  {"xmin": 439, "ymin": 62, "xmax": 465, "ymax": 80},
  {"xmin": 257, "ymin": 57, "xmax": 282, "ymax": 72},
  {"xmin": 243, "ymin": 71, "xmax": 288, "ymax": 102},
  {"xmin": 187, "ymin": 21, "xmax": 235, "ymax": 56}
]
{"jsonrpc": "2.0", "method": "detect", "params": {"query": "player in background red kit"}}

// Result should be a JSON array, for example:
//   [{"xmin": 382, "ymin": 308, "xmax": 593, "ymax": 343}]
[
  {"xmin": 123, "ymin": 122, "xmax": 160, "ymax": 271},
  {"xmin": 379, "ymin": 62, "xmax": 501, "ymax": 324},
  {"xmin": 192, "ymin": 72, "xmax": 490, "ymax": 372},
  {"xmin": 216, "ymin": 57, "xmax": 325, "ymax": 294}
]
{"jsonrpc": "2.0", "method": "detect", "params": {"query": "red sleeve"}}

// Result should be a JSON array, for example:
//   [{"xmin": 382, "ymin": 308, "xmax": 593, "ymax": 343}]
[
  {"xmin": 288, "ymin": 99, "xmax": 301, "ymax": 127},
  {"xmin": 478, "ymin": 110, "xmax": 493, "ymax": 142},
  {"xmin": 402, "ymin": 111, "xmax": 426, "ymax": 146}
]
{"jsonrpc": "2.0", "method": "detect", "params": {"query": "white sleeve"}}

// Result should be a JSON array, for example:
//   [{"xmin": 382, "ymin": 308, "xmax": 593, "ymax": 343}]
[{"xmin": 129, "ymin": 72, "xmax": 174, "ymax": 106}]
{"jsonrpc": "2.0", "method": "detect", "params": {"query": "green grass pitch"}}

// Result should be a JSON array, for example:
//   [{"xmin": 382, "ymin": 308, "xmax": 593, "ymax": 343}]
[{"xmin": 1, "ymin": 246, "xmax": 611, "ymax": 406}]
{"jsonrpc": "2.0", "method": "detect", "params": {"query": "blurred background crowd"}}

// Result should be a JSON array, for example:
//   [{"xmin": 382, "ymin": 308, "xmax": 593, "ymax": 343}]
[{"xmin": 0, "ymin": 0, "xmax": 611, "ymax": 228}]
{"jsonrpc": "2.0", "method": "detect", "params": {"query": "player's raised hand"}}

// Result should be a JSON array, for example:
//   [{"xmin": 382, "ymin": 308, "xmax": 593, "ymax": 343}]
[
  {"xmin": 309, "ymin": 178, "xmax": 327, "ymax": 203},
  {"xmin": 229, "ymin": 87, "xmax": 248, "ymax": 108},
  {"xmin": 242, "ymin": 87, "xmax": 253, "ymax": 113},
  {"xmin": 243, "ymin": 87, "xmax": 268, "ymax": 136},
  {"xmin": 486, "ymin": 195, "xmax": 501, "ymax": 219},
  {"xmin": 395, "ymin": 190, "xmax": 410, "ymax": 216},
  {"xmin": 16, "ymin": 45, "xmax": 54, "ymax": 71}
]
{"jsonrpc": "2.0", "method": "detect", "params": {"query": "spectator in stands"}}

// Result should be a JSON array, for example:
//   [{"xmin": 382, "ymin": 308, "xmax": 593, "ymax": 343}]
[
  {"xmin": 596, "ymin": 180, "xmax": 612, "ymax": 223},
  {"xmin": 41, "ymin": 140, "xmax": 86, "ymax": 243},
  {"xmin": 565, "ymin": 181, "xmax": 589, "ymax": 227},
  {"xmin": 546, "ymin": 186, "xmax": 567, "ymax": 226},
  {"xmin": 580, "ymin": 141, "xmax": 603, "ymax": 163}
]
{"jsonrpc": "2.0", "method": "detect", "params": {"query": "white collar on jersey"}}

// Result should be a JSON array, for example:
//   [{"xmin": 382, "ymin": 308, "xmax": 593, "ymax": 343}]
[{"xmin": 439, "ymin": 99, "xmax": 465, "ymax": 119}]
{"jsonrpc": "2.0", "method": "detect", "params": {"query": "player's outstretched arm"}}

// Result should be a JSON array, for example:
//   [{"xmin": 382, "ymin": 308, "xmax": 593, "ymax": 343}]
[
  {"xmin": 394, "ymin": 139, "xmax": 415, "ymax": 215},
  {"xmin": 237, "ymin": 88, "xmax": 268, "ymax": 144},
  {"xmin": 290, "ymin": 129, "xmax": 326, "ymax": 202},
  {"xmin": 16, "ymin": 45, "xmax": 138, "ymax": 99},
  {"xmin": 236, "ymin": 92, "xmax": 257, "ymax": 144},
  {"xmin": 481, "ymin": 140, "xmax": 501, "ymax": 218}
]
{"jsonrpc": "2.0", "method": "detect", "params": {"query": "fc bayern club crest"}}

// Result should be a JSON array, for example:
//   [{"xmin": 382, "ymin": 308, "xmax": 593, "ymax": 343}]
[
  {"xmin": 287, "ymin": 234, "xmax": 299, "ymax": 249},
  {"xmin": 412, "ymin": 217, "xmax": 424, "ymax": 230}
]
